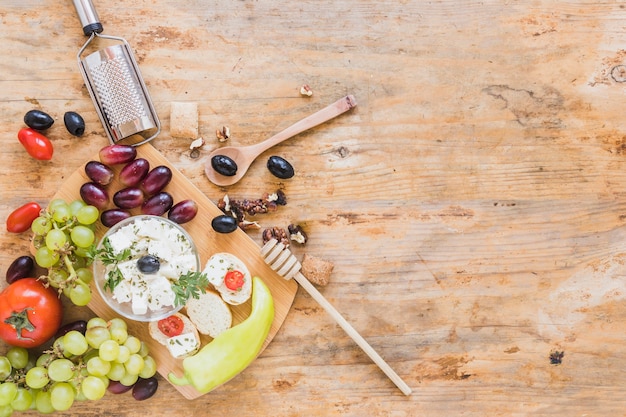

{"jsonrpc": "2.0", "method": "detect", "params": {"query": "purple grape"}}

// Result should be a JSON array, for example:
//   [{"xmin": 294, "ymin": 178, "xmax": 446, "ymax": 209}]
[
  {"xmin": 132, "ymin": 377, "xmax": 158, "ymax": 401},
  {"xmin": 140, "ymin": 165, "xmax": 172, "ymax": 196},
  {"xmin": 108, "ymin": 380, "xmax": 134, "ymax": 394},
  {"xmin": 100, "ymin": 209, "xmax": 131, "ymax": 227},
  {"xmin": 211, "ymin": 214, "xmax": 238, "ymax": 233},
  {"xmin": 141, "ymin": 192, "xmax": 173, "ymax": 216},
  {"xmin": 113, "ymin": 187, "xmax": 144, "ymax": 209},
  {"xmin": 6, "ymin": 255, "xmax": 34, "ymax": 284},
  {"xmin": 80, "ymin": 182, "xmax": 109, "ymax": 210},
  {"xmin": 55, "ymin": 320, "xmax": 87, "ymax": 339},
  {"xmin": 168, "ymin": 199, "xmax": 198, "ymax": 224},
  {"xmin": 84, "ymin": 160, "xmax": 114, "ymax": 186},
  {"xmin": 119, "ymin": 158, "xmax": 150, "ymax": 187},
  {"xmin": 99, "ymin": 144, "xmax": 137, "ymax": 165}
]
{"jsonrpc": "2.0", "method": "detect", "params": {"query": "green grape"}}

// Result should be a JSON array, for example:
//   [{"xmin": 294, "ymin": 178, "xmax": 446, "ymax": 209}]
[
  {"xmin": 115, "ymin": 345, "xmax": 131, "ymax": 364},
  {"xmin": 76, "ymin": 205, "xmax": 99, "ymax": 225},
  {"xmin": 10, "ymin": 387, "xmax": 33, "ymax": 411},
  {"xmin": 85, "ymin": 326, "xmax": 110, "ymax": 349},
  {"xmin": 138, "ymin": 356, "xmax": 157, "ymax": 379},
  {"xmin": 47, "ymin": 269, "xmax": 68, "ymax": 289},
  {"xmin": 87, "ymin": 317, "xmax": 108, "ymax": 329},
  {"xmin": 45, "ymin": 229, "xmax": 67, "ymax": 251},
  {"xmin": 48, "ymin": 199, "xmax": 67, "ymax": 211},
  {"xmin": 81, "ymin": 376, "xmax": 107, "ymax": 401},
  {"xmin": 49, "ymin": 382, "xmax": 74, "ymax": 411},
  {"xmin": 86, "ymin": 357, "xmax": 111, "ymax": 377},
  {"xmin": 110, "ymin": 326, "xmax": 128, "ymax": 344},
  {"xmin": 36, "ymin": 353, "xmax": 52, "ymax": 367},
  {"xmin": 119, "ymin": 372, "xmax": 138, "ymax": 387},
  {"xmin": 75, "ymin": 267, "xmax": 93, "ymax": 284},
  {"xmin": 63, "ymin": 331, "xmax": 89, "ymax": 356},
  {"xmin": 0, "ymin": 405, "xmax": 12, "ymax": 417},
  {"xmin": 51, "ymin": 204, "xmax": 71, "ymax": 224},
  {"xmin": 25, "ymin": 366, "xmax": 49, "ymax": 389},
  {"xmin": 6, "ymin": 347, "xmax": 28, "ymax": 370},
  {"xmin": 70, "ymin": 225, "xmax": 95, "ymax": 248},
  {"xmin": 108, "ymin": 318, "xmax": 127, "ymax": 331},
  {"xmin": 35, "ymin": 389, "xmax": 54, "ymax": 414},
  {"xmin": 106, "ymin": 362, "xmax": 126, "ymax": 381},
  {"xmin": 47, "ymin": 359, "xmax": 74, "ymax": 382},
  {"xmin": 69, "ymin": 280, "xmax": 91, "ymax": 306},
  {"xmin": 35, "ymin": 247, "xmax": 60, "ymax": 268},
  {"xmin": 69, "ymin": 200, "xmax": 86, "ymax": 216},
  {"xmin": 124, "ymin": 336, "xmax": 142, "ymax": 354},
  {"xmin": 0, "ymin": 383, "xmax": 17, "ymax": 406},
  {"xmin": 0, "ymin": 358, "xmax": 11, "ymax": 382},
  {"xmin": 99, "ymin": 340, "xmax": 120, "ymax": 362},
  {"xmin": 138, "ymin": 341, "xmax": 150, "ymax": 358},
  {"xmin": 31, "ymin": 216, "xmax": 52, "ymax": 235},
  {"xmin": 123, "ymin": 354, "xmax": 144, "ymax": 376}
]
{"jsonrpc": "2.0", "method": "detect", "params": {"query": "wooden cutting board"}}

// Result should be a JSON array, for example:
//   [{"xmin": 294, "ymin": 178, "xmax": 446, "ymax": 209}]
[{"xmin": 48, "ymin": 143, "xmax": 298, "ymax": 399}]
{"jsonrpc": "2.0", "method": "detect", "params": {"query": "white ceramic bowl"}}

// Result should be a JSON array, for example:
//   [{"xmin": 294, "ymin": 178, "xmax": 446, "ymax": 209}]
[{"xmin": 93, "ymin": 215, "xmax": 200, "ymax": 322}]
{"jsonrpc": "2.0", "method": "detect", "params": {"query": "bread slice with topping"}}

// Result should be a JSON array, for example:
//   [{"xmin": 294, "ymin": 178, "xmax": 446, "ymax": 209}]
[
  {"xmin": 148, "ymin": 312, "xmax": 200, "ymax": 359},
  {"xmin": 186, "ymin": 290, "xmax": 233, "ymax": 338},
  {"xmin": 202, "ymin": 252, "xmax": 252, "ymax": 305}
]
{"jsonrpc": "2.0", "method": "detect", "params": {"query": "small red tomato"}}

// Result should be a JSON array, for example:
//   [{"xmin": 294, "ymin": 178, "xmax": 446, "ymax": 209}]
[
  {"xmin": 0, "ymin": 278, "xmax": 63, "ymax": 348},
  {"xmin": 17, "ymin": 128, "xmax": 54, "ymax": 160},
  {"xmin": 6, "ymin": 202, "xmax": 41, "ymax": 233},
  {"xmin": 157, "ymin": 315, "xmax": 184, "ymax": 337},
  {"xmin": 224, "ymin": 270, "xmax": 245, "ymax": 291}
]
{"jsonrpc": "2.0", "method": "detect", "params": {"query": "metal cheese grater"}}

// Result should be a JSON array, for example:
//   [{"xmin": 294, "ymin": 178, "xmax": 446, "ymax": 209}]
[{"xmin": 72, "ymin": 0, "xmax": 160, "ymax": 146}]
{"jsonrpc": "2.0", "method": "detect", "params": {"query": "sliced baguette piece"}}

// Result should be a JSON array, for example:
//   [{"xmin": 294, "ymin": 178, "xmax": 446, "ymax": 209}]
[
  {"xmin": 186, "ymin": 290, "xmax": 233, "ymax": 338},
  {"xmin": 202, "ymin": 252, "xmax": 252, "ymax": 305},
  {"xmin": 148, "ymin": 312, "xmax": 200, "ymax": 359}
]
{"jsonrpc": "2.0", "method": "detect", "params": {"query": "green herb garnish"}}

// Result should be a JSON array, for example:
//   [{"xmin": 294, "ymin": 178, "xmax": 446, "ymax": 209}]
[
  {"xmin": 171, "ymin": 271, "xmax": 209, "ymax": 307},
  {"xmin": 91, "ymin": 238, "xmax": 132, "ymax": 292}
]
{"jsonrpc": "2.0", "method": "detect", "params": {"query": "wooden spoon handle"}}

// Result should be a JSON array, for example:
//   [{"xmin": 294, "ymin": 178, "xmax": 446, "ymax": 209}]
[
  {"xmin": 292, "ymin": 271, "xmax": 413, "ymax": 396},
  {"xmin": 249, "ymin": 95, "xmax": 357, "ymax": 155}
]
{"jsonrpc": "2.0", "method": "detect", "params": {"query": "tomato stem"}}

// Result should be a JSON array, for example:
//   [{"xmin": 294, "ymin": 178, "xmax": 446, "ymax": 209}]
[{"xmin": 4, "ymin": 308, "xmax": 35, "ymax": 341}]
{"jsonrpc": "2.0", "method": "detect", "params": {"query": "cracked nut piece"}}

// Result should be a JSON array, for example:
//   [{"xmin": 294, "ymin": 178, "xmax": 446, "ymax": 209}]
[
  {"xmin": 288, "ymin": 224, "xmax": 308, "ymax": 244},
  {"xmin": 216, "ymin": 126, "xmax": 230, "ymax": 142},
  {"xmin": 300, "ymin": 84, "xmax": 313, "ymax": 96},
  {"xmin": 262, "ymin": 227, "xmax": 290, "ymax": 247},
  {"xmin": 301, "ymin": 253, "xmax": 334, "ymax": 286}
]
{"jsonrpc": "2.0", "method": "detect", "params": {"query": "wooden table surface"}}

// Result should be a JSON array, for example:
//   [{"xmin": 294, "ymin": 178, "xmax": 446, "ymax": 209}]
[{"xmin": 3, "ymin": 0, "xmax": 626, "ymax": 415}]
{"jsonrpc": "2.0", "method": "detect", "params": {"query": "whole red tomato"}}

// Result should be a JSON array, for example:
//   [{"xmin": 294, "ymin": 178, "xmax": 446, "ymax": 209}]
[
  {"xmin": 6, "ymin": 201, "xmax": 41, "ymax": 233},
  {"xmin": 0, "ymin": 278, "xmax": 63, "ymax": 348},
  {"xmin": 17, "ymin": 128, "xmax": 53, "ymax": 160}
]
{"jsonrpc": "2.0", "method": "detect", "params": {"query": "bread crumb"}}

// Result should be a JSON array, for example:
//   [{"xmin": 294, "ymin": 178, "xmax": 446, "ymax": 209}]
[
  {"xmin": 301, "ymin": 253, "xmax": 334, "ymax": 286},
  {"xmin": 170, "ymin": 102, "xmax": 198, "ymax": 139}
]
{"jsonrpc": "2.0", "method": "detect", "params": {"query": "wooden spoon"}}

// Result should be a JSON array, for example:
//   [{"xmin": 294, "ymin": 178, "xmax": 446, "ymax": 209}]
[
  {"xmin": 260, "ymin": 238, "xmax": 413, "ymax": 396},
  {"xmin": 204, "ymin": 95, "xmax": 357, "ymax": 187}
]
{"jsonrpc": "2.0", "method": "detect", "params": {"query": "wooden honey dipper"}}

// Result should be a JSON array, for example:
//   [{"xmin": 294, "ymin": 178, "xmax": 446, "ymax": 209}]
[{"xmin": 260, "ymin": 239, "xmax": 412, "ymax": 396}]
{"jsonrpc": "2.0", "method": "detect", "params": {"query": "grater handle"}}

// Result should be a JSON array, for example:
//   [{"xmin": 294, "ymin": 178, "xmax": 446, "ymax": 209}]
[{"xmin": 72, "ymin": 0, "xmax": 104, "ymax": 36}]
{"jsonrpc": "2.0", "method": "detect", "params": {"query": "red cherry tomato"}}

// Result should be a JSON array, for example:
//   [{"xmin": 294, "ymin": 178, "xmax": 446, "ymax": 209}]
[
  {"xmin": 17, "ymin": 128, "xmax": 53, "ymax": 160},
  {"xmin": 224, "ymin": 270, "xmax": 245, "ymax": 291},
  {"xmin": 0, "ymin": 278, "xmax": 63, "ymax": 348},
  {"xmin": 6, "ymin": 202, "xmax": 41, "ymax": 233},
  {"xmin": 158, "ymin": 315, "xmax": 184, "ymax": 337}
]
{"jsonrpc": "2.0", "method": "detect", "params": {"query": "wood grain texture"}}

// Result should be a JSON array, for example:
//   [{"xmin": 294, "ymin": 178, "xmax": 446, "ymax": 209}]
[{"xmin": 2, "ymin": 0, "xmax": 626, "ymax": 415}]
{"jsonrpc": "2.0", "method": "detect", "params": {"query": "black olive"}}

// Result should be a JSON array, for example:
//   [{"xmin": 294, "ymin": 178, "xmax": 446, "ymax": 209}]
[
  {"xmin": 137, "ymin": 255, "xmax": 160, "ymax": 273},
  {"xmin": 64, "ymin": 111, "xmax": 86, "ymax": 136},
  {"xmin": 211, "ymin": 214, "xmax": 238, "ymax": 233},
  {"xmin": 211, "ymin": 155, "xmax": 238, "ymax": 176},
  {"xmin": 24, "ymin": 110, "xmax": 54, "ymax": 130},
  {"xmin": 267, "ymin": 155, "xmax": 295, "ymax": 179}
]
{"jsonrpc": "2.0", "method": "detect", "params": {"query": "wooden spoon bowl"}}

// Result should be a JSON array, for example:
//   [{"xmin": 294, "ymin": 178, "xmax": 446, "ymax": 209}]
[{"xmin": 205, "ymin": 95, "xmax": 357, "ymax": 187}]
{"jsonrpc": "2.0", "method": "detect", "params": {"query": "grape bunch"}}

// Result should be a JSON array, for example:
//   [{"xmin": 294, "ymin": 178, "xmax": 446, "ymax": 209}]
[
  {"xmin": 0, "ymin": 317, "xmax": 158, "ymax": 416},
  {"xmin": 31, "ymin": 198, "xmax": 100, "ymax": 306}
]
